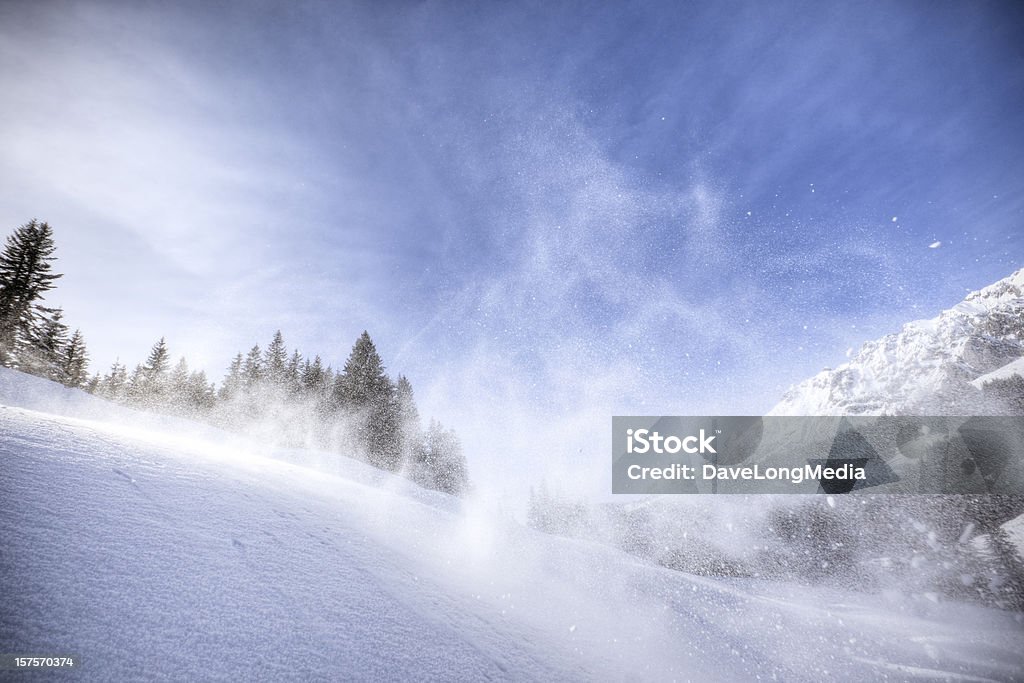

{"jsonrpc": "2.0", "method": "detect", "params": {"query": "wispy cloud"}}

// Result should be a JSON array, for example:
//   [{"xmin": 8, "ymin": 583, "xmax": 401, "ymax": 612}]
[{"xmin": 1, "ymin": 0, "xmax": 1021, "ymax": 502}]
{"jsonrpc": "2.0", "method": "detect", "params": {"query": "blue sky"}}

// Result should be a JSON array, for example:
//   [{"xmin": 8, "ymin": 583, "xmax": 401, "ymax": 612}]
[{"xmin": 1, "ymin": 0, "xmax": 1022, "ymax": 498}]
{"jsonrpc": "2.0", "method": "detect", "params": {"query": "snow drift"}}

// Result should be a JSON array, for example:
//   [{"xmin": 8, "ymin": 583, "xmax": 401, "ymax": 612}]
[{"xmin": 2, "ymin": 368, "xmax": 1023, "ymax": 680}]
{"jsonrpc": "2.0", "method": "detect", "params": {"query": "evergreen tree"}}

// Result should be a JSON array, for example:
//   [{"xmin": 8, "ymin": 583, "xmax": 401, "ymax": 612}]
[
  {"xmin": 100, "ymin": 361, "xmax": 128, "ymax": 401},
  {"xmin": 0, "ymin": 220, "xmax": 63, "ymax": 366},
  {"xmin": 395, "ymin": 375, "xmax": 423, "ymax": 464},
  {"xmin": 219, "ymin": 353, "xmax": 244, "ymax": 400},
  {"xmin": 139, "ymin": 338, "xmax": 170, "ymax": 402},
  {"xmin": 302, "ymin": 355, "xmax": 332, "ymax": 440},
  {"xmin": 981, "ymin": 376, "xmax": 1024, "ymax": 413},
  {"xmin": 335, "ymin": 332, "xmax": 391, "ymax": 407},
  {"xmin": 264, "ymin": 330, "xmax": 288, "ymax": 387},
  {"xmin": 57, "ymin": 329, "xmax": 89, "ymax": 388},
  {"xmin": 299, "ymin": 358, "xmax": 314, "ymax": 391},
  {"xmin": 236, "ymin": 344, "xmax": 265, "ymax": 420},
  {"xmin": 287, "ymin": 349, "xmax": 302, "ymax": 393},
  {"xmin": 321, "ymin": 366, "xmax": 337, "ymax": 410},
  {"xmin": 185, "ymin": 369, "xmax": 216, "ymax": 414},
  {"xmin": 525, "ymin": 482, "xmax": 589, "ymax": 537},
  {"xmin": 372, "ymin": 387, "xmax": 401, "ymax": 470},
  {"xmin": 21, "ymin": 307, "xmax": 68, "ymax": 379},
  {"xmin": 417, "ymin": 419, "xmax": 469, "ymax": 496},
  {"xmin": 242, "ymin": 345, "xmax": 263, "ymax": 389},
  {"xmin": 169, "ymin": 357, "xmax": 190, "ymax": 408},
  {"xmin": 335, "ymin": 332, "xmax": 400, "ymax": 470},
  {"xmin": 126, "ymin": 364, "xmax": 146, "ymax": 402},
  {"xmin": 302, "ymin": 355, "xmax": 329, "ymax": 397},
  {"xmin": 395, "ymin": 375, "xmax": 420, "ymax": 424},
  {"xmin": 144, "ymin": 338, "xmax": 170, "ymax": 375}
]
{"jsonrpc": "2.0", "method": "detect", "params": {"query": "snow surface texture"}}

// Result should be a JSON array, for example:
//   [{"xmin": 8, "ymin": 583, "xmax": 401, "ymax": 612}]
[
  {"xmin": 2, "ymin": 369, "xmax": 1023, "ymax": 681},
  {"xmin": 770, "ymin": 269, "xmax": 1024, "ymax": 416},
  {"xmin": 972, "ymin": 357, "xmax": 1024, "ymax": 390}
]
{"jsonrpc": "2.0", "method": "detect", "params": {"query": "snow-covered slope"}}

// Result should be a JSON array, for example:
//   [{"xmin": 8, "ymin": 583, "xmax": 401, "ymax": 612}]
[
  {"xmin": 2, "ymin": 369, "xmax": 1023, "ymax": 681},
  {"xmin": 973, "ymin": 357, "xmax": 1024, "ymax": 389},
  {"xmin": 771, "ymin": 269, "xmax": 1024, "ymax": 416}
]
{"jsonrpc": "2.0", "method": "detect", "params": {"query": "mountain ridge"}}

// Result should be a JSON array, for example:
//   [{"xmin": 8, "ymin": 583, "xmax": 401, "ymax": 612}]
[{"xmin": 770, "ymin": 268, "xmax": 1024, "ymax": 416}]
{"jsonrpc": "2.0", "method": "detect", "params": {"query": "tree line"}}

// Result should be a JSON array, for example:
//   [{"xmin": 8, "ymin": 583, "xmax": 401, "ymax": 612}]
[{"xmin": 0, "ymin": 219, "xmax": 468, "ymax": 496}]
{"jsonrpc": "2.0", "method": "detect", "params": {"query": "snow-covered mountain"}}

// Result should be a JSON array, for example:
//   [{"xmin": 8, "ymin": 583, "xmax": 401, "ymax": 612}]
[
  {"xmin": 770, "ymin": 268, "xmax": 1024, "ymax": 416},
  {"xmin": 973, "ymin": 357, "xmax": 1024, "ymax": 390},
  {"xmin": 4, "ymin": 368, "xmax": 1023, "ymax": 680}
]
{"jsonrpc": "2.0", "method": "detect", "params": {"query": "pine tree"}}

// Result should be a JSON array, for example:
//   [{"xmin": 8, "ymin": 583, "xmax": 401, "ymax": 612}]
[
  {"xmin": 287, "ymin": 349, "xmax": 302, "ymax": 393},
  {"xmin": 302, "ymin": 355, "xmax": 328, "ymax": 396},
  {"xmin": 981, "ymin": 376, "xmax": 1024, "ymax": 413},
  {"xmin": 299, "ymin": 358, "xmax": 313, "ymax": 391},
  {"xmin": 395, "ymin": 375, "xmax": 420, "ymax": 424},
  {"xmin": 335, "ymin": 332, "xmax": 393, "ymax": 406},
  {"xmin": 334, "ymin": 332, "xmax": 400, "ymax": 470},
  {"xmin": 0, "ymin": 220, "xmax": 63, "ymax": 367},
  {"xmin": 301, "ymin": 355, "xmax": 332, "ymax": 443},
  {"xmin": 144, "ymin": 338, "xmax": 170, "ymax": 375},
  {"xmin": 395, "ymin": 375, "xmax": 423, "ymax": 465},
  {"xmin": 235, "ymin": 344, "xmax": 265, "ymax": 420},
  {"xmin": 169, "ymin": 357, "xmax": 190, "ymax": 409},
  {"xmin": 373, "ymin": 387, "xmax": 401, "ymax": 470},
  {"xmin": 185, "ymin": 370, "xmax": 216, "ymax": 414},
  {"xmin": 242, "ymin": 345, "xmax": 262, "ymax": 389},
  {"xmin": 57, "ymin": 329, "xmax": 89, "ymax": 388},
  {"xmin": 126, "ymin": 364, "xmax": 146, "ymax": 402},
  {"xmin": 139, "ymin": 338, "xmax": 170, "ymax": 403},
  {"xmin": 264, "ymin": 330, "xmax": 288, "ymax": 387},
  {"xmin": 418, "ymin": 420, "xmax": 468, "ymax": 496},
  {"xmin": 100, "ymin": 361, "xmax": 128, "ymax": 401},
  {"xmin": 21, "ymin": 307, "xmax": 68, "ymax": 379},
  {"xmin": 436, "ymin": 423, "xmax": 467, "ymax": 495},
  {"xmin": 219, "ymin": 353, "xmax": 244, "ymax": 400}
]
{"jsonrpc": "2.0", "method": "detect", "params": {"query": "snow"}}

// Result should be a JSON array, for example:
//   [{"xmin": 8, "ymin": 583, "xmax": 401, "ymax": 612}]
[
  {"xmin": 972, "ymin": 357, "xmax": 1024, "ymax": 389},
  {"xmin": 770, "ymin": 268, "xmax": 1024, "ymax": 416},
  {"xmin": 2, "ymin": 369, "xmax": 1023, "ymax": 680}
]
